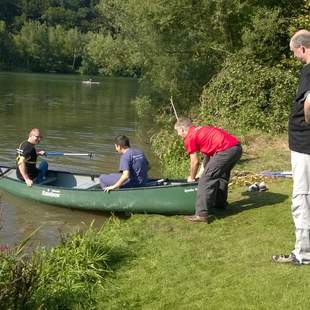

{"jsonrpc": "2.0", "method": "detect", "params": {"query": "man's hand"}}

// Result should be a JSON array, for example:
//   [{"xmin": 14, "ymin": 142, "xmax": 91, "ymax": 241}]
[
  {"xmin": 37, "ymin": 150, "xmax": 46, "ymax": 156},
  {"xmin": 187, "ymin": 176, "xmax": 196, "ymax": 182},
  {"xmin": 25, "ymin": 179, "xmax": 33, "ymax": 187},
  {"xmin": 104, "ymin": 185, "xmax": 117, "ymax": 192}
]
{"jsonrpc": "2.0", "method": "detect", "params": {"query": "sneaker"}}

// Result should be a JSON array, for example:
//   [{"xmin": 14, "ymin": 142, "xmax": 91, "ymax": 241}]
[
  {"xmin": 185, "ymin": 215, "xmax": 208, "ymax": 223},
  {"xmin": 258, "ymin": 182, "xmax": 268, "ymax": 191},
  {"xmin": 272, "ymin": 254, "xmax": 299, "ymax": 264},
  {"xmin": 248, "ymin": 183, "xmax": 260, "ymax": 192}
]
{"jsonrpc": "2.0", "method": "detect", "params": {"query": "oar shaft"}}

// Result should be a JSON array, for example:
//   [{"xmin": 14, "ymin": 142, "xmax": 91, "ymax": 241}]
[{"xmin": 46, "ymin": 152, "xmax": 93, "ymax": 157}]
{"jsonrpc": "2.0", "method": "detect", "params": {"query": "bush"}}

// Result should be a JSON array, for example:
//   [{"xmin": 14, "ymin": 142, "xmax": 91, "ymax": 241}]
[
  {"xmin": 199, "ymin": 56, "xmax": 298, "ymax": 133},
  {"xmin": 132, "ymin": 96, "xmax": 155, "ymax": 119},
  {"xmin": 150, "ymin": 127, "xmax": 191, "ymax": 178}
]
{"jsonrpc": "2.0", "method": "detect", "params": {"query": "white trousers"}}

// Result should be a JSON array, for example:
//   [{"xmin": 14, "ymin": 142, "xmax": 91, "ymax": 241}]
[{"xmin": 291, "ymin": 151, "xmax": 310, "ymax": 264}]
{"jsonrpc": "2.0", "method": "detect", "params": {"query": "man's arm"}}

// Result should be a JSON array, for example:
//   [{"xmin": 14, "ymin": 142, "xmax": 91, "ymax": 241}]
[
  {"xmin": 188, "ymin": 152, "xmax": 200, "ymax": 182},
  {"xmin": 18, "ymin": 157, "xmax": 33, "ymax": 187},
  {"xmin": 104, "ymin": 170, "xmax": 129, "ymax": 192},
  {"xmin": 195, "ymin": 156, "xmax": 209, "ymax": 179},
  {"xmin": 304, "ymin": 93, "xmax": 310, "ymax": 124}
]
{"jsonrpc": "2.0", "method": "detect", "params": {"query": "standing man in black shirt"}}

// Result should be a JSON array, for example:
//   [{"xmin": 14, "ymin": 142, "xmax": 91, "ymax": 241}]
[
  {"xmin": 16, "ymin": 128, "xmax": 48, "ymax": 187},
  {"xmin": 273, "ymin": 30, "xmax": 310, "ymax": 265}
]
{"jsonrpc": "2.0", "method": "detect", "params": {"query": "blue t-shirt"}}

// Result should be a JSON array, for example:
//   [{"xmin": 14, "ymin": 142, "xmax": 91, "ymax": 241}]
[{"xmin": 119, "ymin": 148, "xmax": 149, "ymax": 186}]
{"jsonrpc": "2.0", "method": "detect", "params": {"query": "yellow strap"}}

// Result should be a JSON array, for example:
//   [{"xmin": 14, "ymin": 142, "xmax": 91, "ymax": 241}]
[
  {"xmin": 16, "ymin": 140, "xmax": 37, "ymax": 165},
  {"xmin": 16, "ymin": 154, "xmax": 37, "ymax": 165}
]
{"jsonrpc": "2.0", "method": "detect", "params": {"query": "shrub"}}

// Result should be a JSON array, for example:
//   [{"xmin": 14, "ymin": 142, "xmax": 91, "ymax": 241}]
[
  {"xmin": 150, "ymin": 127, "xmax": 190, "ymax": 178},
  {"xmin": 199, "ymin": 56, "xmax": 298, "ymax": 133}
]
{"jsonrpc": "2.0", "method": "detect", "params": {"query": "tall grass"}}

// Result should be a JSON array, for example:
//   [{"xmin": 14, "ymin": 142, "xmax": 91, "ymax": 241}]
[
  {"xmin": 0, "ymin": 228, "xmax": 41, "ymax": 309},
  {"xmin": 0, "ymin": 219, "xmax": 139, "ymax": 309}
]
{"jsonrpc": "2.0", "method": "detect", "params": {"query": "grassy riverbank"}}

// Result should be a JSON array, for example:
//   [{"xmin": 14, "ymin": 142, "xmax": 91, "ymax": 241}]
[{"xmin": 2, "ymin": 133, "xmax": 310, "ymax": 309}]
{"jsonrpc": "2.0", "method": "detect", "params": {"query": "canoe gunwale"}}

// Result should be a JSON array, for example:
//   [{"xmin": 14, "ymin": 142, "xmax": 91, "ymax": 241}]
[{"xmin": 0, "ymin": 165, "xmax": 198, "ymax": 192}]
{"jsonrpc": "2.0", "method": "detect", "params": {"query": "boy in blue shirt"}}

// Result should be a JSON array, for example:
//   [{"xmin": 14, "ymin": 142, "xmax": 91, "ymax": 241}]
[{"xmin": 100, "ymin": 135, "xmax": 149, "ymax": 192}]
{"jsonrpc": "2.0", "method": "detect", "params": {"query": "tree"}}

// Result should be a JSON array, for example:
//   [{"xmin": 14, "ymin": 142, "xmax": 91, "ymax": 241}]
[
  {"xmin": 0, "ymin": 1, "xmax": 20, "ymax": 26},
  {"xmin": 13, "ymin": 21, "xmax": 85, "ymax": 72},
  {"xmin": 13, "ymin": 21, "xmax": 49, "ymax": 71},
  {"xmin": 96, "ymin": 0, "xmax": 253, "ymax": 109}
]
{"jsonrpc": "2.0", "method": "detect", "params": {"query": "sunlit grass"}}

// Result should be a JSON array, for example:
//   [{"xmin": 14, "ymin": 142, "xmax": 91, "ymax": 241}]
[{"xmin": 96, "ymin": 180, "xmax": 310, "ymax": 310}]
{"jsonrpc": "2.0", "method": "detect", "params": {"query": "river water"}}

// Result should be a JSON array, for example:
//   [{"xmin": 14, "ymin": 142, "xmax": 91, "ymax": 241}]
[{"xmin": 0, "ymin": 72, "xmax": 159, "ymax": 248}]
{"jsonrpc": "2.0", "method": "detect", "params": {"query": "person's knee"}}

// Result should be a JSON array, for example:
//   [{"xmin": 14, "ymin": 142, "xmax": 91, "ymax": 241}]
[
  {"xmin": 39, "ymin": 160, "xmax": 48, "ymax": 171},
  {"xmin": 99, "ymin": 174, "xmax": 107, "ymax": 185},
  {"xmin": 99, "ymin": 174, "xmax": 112, "ymax": 189}
]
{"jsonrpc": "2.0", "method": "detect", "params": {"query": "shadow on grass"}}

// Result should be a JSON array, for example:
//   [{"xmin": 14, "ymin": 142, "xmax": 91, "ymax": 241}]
[
  {"xmin": 212, "ymin": 191, "xmax": 289, "ymax": 221},
  {"xmin": 106, "ymin": 246, "xmax": 137, "ymax": 271}
]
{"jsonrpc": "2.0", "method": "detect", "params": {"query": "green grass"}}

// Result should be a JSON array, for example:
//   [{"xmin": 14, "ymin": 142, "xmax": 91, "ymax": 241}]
[
  {"xmin": 92, "ymin": 133, "xmax": 310, "ymax": 309},
  {"xmin": 96, "ymin": 180, "xmax": 310, "ymax": 309}
]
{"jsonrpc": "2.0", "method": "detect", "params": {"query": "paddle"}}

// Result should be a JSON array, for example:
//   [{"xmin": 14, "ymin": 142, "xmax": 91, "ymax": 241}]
[{"xmin": 45, "ymin": 152, "xmax": 94, "ymax": 158}]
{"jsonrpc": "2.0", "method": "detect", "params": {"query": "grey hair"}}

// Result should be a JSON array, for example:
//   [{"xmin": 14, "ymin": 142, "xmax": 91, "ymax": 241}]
[
  {"xmin": 174, "ymin": 116, "xmax": 193, "ymax": 130},
  {"xmin": 291, "ymin": 30, "xmax": 310, "ymax": 48}
]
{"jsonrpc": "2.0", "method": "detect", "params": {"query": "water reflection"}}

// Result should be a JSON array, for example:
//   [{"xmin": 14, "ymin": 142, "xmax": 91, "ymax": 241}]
[
  {"xmin": 0, "ymin": 72, "xmax": 158, "ymax": 247},
  {"xmin": 0, "ymin": 191, "xmax": 108, "ymax": 249}
]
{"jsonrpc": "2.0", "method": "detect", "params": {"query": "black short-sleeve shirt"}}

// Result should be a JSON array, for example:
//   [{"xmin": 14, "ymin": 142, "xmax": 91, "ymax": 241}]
[
  {"xmin": 16, "ymin": 141, "xmax": 38, "ymax": 180},
  {"xmin": 288, "ymin": 63, "xmax": 310, "ymax": 155}
]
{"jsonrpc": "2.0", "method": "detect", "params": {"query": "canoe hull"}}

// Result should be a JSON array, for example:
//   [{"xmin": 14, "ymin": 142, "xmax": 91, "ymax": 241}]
[{"xmin": 0, "ymin": 167, "xmax": 197, "ymax": 214}]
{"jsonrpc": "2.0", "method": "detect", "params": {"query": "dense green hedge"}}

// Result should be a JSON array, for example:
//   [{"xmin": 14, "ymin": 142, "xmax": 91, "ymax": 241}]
[{"xmin": 199, "ymin": 57, "xmax": 298, "ymax": 133}]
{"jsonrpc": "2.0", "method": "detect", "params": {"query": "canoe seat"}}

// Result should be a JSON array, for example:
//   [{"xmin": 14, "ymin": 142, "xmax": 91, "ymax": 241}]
[{"xmin": 75, "ymin": 181, "xmax": 100, "ymax": 189}]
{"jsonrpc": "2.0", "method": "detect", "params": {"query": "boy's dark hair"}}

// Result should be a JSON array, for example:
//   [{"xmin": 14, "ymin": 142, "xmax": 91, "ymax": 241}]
[{"xmin": 115, "ymin": 135, "xmax": 130, "ymax": 148}]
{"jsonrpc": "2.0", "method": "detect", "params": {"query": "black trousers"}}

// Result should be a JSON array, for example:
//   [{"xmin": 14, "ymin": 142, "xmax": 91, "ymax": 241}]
[{"xmin": 195, "ymin": 144, "xmax": 242, "ymax": 216}]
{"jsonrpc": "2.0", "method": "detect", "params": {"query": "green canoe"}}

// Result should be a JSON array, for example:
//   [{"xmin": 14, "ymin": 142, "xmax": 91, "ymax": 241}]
[{"xmin": 0, "ymin": 165, "xmax": 197, "ymax": 214}]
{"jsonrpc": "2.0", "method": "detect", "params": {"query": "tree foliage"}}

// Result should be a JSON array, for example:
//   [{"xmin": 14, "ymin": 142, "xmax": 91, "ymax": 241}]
[
  {"xmin": 13, "ymin": 21, "xmax": 84, "ymax": 72},
  {"xmin": 0, "ymin": 0, "xmax": 102, "ymax": 72},
  {"xmin": 96, "ymin": 0, "xmax": 255, "ymax": 107}
]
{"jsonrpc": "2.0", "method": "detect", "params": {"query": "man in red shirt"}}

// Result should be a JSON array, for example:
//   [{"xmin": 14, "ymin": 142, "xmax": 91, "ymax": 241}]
[{"xmin": 175, "ymin": 117, "xmax": 242, "ymax": 223}]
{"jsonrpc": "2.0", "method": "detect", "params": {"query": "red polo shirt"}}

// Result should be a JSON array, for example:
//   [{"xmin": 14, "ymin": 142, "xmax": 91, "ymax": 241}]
[{"xmin": 184, "ymin": 126, "xmax": 240, "ymax": 157}]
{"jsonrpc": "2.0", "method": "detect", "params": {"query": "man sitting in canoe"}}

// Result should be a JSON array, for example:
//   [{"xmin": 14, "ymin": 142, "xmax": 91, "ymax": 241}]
[
  {"xmin": 16, "ymin": 128, "xmax": 48, "ymax": 187},
  {"xmin": 100, "ymin": 135, "xmax": 149, "ymax": 192}
]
